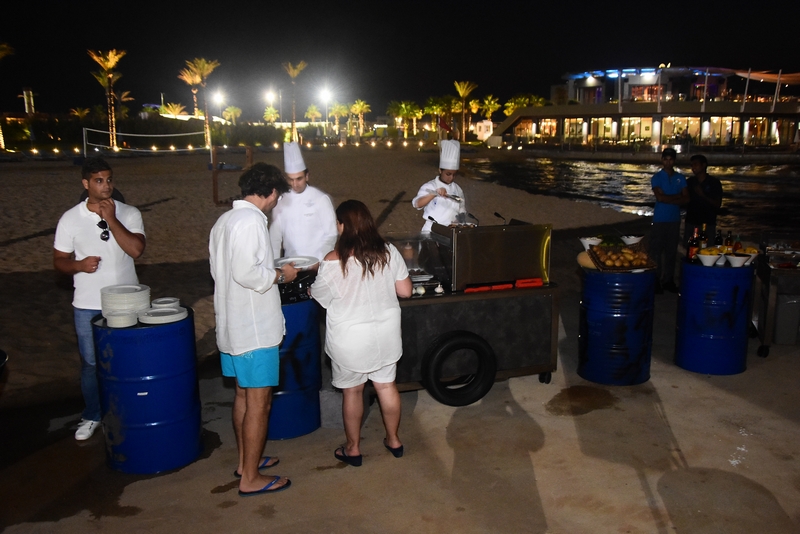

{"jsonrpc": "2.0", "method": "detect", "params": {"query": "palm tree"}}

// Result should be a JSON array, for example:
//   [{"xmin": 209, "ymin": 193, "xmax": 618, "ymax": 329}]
[
  {"xmin": 454, "ymin": 81, "xmax": 478, "ymax": 141},
  {"xmin": 424, "ymin": 97, "xmax": 446, "ymax": 137},
  {"xmin": 88, "ymin": 49, "xmax": 126, "ymax": 148},
  {"xmin": 481, "ymin": 94, "xmax": 501, "ymax": 121},
  {"xmin": 177, "ymin": 67, "xmax": 202, "ymax": 116},
  {"xmin": 162, "ymin": 103, "xmax": 187, "ymax": 117},
  {"xmin": 70, "ymin": 108, "xmax": 91, "ymax": 120},
  {"xmin": 386, "ymin": 101, "xmax": 403, "ymax": 131},
  {"xmin": 399, "ymin": 101, "xmax": 420, "ymax": 138},
  {"xmin": 350, "ymin": 100, "xmax": 371, "ymax": 136},
  {"xmin": 183, "ymin": 58, "xmax": 221, "ymax": 147},
  {"xmin": 467, "ymin": 98, "xmax": 481, "ymax": 132},
  {"xmin": 263, "ymin": 106, "xmax": 280, "ymax": 124},
  {"xmin": 0, "ymin": 43, "xmax": 13, "ymax": 150},
  {"xmin": 328, "ymin": 102, "xmax": 349, "ymax": 134},
  {"xmin": 305, "ymin": 104, "xmax": 322, "ymax": 123},
  {"xmin": 115, "ymin": 90, "xmax": 134, "ymax": 121},
  {"xmin": 282, "ymin": 60, "xmax": 308, "ymax": 142},
  {"xmin": 222, "ymin": 106, "xmax": 242, "ymax": 125}
]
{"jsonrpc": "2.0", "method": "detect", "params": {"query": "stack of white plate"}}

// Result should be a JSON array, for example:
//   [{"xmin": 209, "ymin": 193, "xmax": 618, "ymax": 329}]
[
  {"xmin": 138, "ymin": 307, "xmax": 188, "ymax": 325},
  {"xmin": 105, "ymin": 311, "xmax": 138, "ymax": 328},
  {"xmin": 101, "ymin": 284, "xmax": 151, "ymax": 316},
  {"xmin": 152, "ymin": 297, "xmax": 180, "ymax": 309}
]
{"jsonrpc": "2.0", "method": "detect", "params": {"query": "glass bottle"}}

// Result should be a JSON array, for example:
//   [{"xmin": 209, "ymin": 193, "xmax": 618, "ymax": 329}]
[
  {"xmin": 687, "ymin": 227, "xmax": 700, "ymax": 260},
  {"xmin": 700, "ymin": 223, "xmax": 708, "ymax": 249},
  {"xmin": 724, "ymin": 231, "xmax": 733, "ymax": 253},
  {"xmin": 714, "ymin": 230, "xmax": 723, "ymax": 246}
]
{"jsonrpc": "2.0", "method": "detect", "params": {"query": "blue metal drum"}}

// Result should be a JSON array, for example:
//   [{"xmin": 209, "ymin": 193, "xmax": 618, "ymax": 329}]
[
  {"xmin": 93, "ymin": 309, "xmax": 202, "ymax": 474},
  {"xmin": 268, "ymin": 299, "xmax": 322, "ymax": 439},
  {"xmin": 578, "ymin": 269, "xmax": 656, "ymax": 385},
  {"xmin": 675, "ymin": 261, "xmax": 754, "ymax": 375}
]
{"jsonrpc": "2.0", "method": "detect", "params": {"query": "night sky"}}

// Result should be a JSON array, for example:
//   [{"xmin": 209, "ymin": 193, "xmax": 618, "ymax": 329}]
[{"xmin": 2, "ymin": 0, "xmax": 799, "ymax": 122}]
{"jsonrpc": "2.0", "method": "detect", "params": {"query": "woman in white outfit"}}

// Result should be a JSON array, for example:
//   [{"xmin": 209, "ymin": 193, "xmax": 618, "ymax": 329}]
[{"xmin": 310, "ymin": 200, "xmax": 412, "ymax": 466}]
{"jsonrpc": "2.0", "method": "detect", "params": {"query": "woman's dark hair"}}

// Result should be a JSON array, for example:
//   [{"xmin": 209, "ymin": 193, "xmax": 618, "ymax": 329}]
[
  {"xmin": 238, "ymin": 163, "xmax": 290, "ymax": 198},
  {"xmin": 335, "ymin": 200, "xmax": 389, "ymax": 277}
]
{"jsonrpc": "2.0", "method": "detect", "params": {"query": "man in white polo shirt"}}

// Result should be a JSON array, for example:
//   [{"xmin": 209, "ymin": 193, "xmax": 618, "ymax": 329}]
[
  {"xmin": 54, "ymin": 157, "xmax": 146, "ymax": 441},
  {"xmin": 269, "ymin": 142, "xmax": 338, "ymax": 268}
]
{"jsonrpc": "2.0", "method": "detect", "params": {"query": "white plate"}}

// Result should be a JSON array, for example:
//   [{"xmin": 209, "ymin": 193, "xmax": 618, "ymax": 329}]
[
  {"xmin": 138, "ymin": 307, "xmax": 188, "ymax": 324},
  {"xmin": 152, "ymin": 297, "xmax": 180, "ymax": 308},
  {"xmin": 101, "ymin": 284, "xmax": 150, "ymax": 295},
  {"xmin": 276, "ymin": 256, "xmax": 319, "ymax": 270}
]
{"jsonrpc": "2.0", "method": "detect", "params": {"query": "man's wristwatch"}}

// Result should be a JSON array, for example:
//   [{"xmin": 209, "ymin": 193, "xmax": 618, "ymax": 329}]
[{"xmin": 276, "ymin": 268, "xmax": 285, "ymax": 284}]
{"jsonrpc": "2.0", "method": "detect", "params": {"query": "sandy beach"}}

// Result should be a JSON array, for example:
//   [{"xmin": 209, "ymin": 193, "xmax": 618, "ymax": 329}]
[{"xmin": 0, "ymin": 146, "xmax": 638, "ymax": 274}]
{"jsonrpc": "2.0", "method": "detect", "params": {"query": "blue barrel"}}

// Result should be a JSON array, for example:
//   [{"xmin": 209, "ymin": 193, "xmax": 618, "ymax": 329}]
[
  {"xmin": 269, "ymin": 299, "xmax": 322, "ymax": 439},
  {"xmin": 578, "ymin": 270, "xmax": 656, "ymax": 385},
  {"xmin": 675, "ymin": 262, "xmax": 754, "ymax": 375},
  {"xmin": 93, "ymin": 309, "xmax": 202, "ymax": 474}
]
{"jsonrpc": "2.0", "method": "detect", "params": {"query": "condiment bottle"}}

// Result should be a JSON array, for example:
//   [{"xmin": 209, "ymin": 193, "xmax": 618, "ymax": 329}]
[
  {"xmin": 700, "ymin": 223, "xmax": 708, "ymax": 249},
  {"xmin": 714, "ymin": 230, "xmax": 723, "ymax": 246}
]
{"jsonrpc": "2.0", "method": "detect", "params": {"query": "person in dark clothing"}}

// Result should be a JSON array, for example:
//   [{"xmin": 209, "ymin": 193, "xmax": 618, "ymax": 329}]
[{"xmin": 683, "ymin": 154, "xmax": 723, "ymax": 245}]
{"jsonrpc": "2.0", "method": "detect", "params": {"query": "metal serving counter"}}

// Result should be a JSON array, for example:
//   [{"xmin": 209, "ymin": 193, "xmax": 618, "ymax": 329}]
[{"xmin": 753, "ymin": 232, "xmax": 800, "ymax": 357}]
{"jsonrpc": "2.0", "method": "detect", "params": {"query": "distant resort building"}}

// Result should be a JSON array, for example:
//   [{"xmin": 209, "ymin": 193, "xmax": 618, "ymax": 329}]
[{"xmin": 490, "ymin": 67, "xmax": 800, "ymax": 150}]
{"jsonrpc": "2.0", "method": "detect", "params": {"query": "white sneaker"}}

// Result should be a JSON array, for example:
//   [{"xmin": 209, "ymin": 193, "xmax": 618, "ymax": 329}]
[{"xmin": 75, "ymin": 419, "xmax": 100, "ymax": 441}]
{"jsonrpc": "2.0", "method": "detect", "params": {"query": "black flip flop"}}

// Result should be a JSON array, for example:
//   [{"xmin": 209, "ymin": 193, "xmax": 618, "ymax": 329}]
[
  {"xmin": 383, "ymin": 439, "xmax": 404, "ymax": 458},
  {"xmin": 334, "ymin": 446, "xmax": 362, "ymax": 467}
]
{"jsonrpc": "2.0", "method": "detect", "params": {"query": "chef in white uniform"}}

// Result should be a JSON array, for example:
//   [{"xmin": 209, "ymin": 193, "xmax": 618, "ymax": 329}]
[
  {"xmin": 269, "ymin": 142, "xmax": 338, "ymax": 269},
  {"xmin": 411, "ymin": 139, "xmax": 466, "ymax": 233}
]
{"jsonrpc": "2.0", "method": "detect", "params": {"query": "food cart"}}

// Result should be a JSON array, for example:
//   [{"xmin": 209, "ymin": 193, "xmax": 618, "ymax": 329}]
[{"xmin": 386, "ymin": 221, "xmax": 558, "ymax": 406}]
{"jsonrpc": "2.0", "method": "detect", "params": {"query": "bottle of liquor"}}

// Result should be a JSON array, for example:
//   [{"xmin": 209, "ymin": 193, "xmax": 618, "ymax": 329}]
[
  {"xmin": 687, "ymin": 227, "xmax": 700, "ymax": 260},
  {"xmin": 724, "ymin": 231, "xmax": 733, "ymax": 253},
  {"xmin": 700, "ymin": 223, "xmax": 708, "ymax": 249},
  {"xmin": 714, "ymin": 230, "xmax": 723, "ymax": 246},
  {"xmin": 733, "ymin": 233, "xmax": 743, "ymax": 252}
]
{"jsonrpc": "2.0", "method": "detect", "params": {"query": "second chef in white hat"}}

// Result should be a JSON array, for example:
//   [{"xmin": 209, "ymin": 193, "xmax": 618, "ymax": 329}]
[
  {"xmin": 269, "ymin": 142, "xmax": 338, "ymax": 269},
  {"xmin": 411, "ymin": 140, "xmax": 466, "ymax": 232}
]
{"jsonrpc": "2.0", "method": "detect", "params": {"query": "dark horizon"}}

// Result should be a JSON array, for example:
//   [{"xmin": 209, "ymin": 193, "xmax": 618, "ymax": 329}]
[{"xmin": 2, "ymin": 1, "xmax": 799, "ymax": 122}]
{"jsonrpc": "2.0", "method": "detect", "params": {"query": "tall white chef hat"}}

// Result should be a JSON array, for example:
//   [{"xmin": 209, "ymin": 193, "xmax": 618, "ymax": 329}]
[
  {"xmin": 283, "ymin": 142, "xmax": 306, "ymax": 174},
  {"xmin": 439, "ymin": 140, "xmax": 460, "ymax": 171}
]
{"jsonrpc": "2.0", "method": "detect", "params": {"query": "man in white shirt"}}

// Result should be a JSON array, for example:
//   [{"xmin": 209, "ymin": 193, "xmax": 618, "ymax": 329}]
[
  {"xmin": 411, "ymin": 139, "xmax": 466, "ymax": 232},
  {"xmin": 54, "ymin": 158, "xmax": 146, "ymax": 441},
  {"xmin": 269, "ymin": 142, "xmax": 338, "ymax": 268},
  {"xmin": 209, "ymin": 163, "xmax": 298, "ymax": 497}
]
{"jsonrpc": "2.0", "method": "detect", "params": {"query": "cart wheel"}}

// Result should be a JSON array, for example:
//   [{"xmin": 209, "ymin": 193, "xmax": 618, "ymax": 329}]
[
  {"xmin": 538, "ymin": 372, "xmax": 552, "ymax": 384},
  {"xmin": 749, "ymin": 324, "xmax": 759, "ymax": 339},
  {"xmin": 757, "ymin": 345, "xmax": 769, "ymax": 358},
  {"xmin": 421, "ymin": 331, "xmax": 497, "ymax": 407}
]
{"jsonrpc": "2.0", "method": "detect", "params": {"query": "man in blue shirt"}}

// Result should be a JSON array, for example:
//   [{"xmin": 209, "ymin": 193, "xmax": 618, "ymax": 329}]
[{"xmin": 648, "ymin": 148, "xmax": 689, "ymax": 294}]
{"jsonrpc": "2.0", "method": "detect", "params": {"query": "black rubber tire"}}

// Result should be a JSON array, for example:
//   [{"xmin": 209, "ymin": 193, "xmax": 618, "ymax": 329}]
[
  {"xmin": 539, "ymin": 372, "xmax": 552, "ymax": 384},
  {"xmin": 421, "ymin": 331, "xmax": 497, "ymax": 407}
]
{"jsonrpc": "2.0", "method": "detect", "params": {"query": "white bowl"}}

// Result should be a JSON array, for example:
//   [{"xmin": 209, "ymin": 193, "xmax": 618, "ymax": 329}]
[
  {"xmin": 620, "ymin": 235, "xmax": 644, "ymax": 245},
  {"xmin": 725, "ymin": 254, "xmax": 749, "ymax": 268},
  {"xmin": 697, "ymin": 253, "xmax": 721, "ymax": 267},
  {"xmin": 579, "ymin": 237, "xmax": 602, "ymax": 250},
  {"xmin": 743, "ymin": 252, "xmax": 759, "ymax": 265}
]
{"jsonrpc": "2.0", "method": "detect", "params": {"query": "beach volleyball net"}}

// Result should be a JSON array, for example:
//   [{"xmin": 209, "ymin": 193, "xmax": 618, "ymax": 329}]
[{"xmin": 82, "ymin": 127, "xmax": 206, "ymax": 156}]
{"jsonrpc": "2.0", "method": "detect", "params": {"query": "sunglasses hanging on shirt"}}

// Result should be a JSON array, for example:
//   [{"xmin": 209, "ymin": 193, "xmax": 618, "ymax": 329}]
[{"xmin": 97, "ymin": 219, "xmax": 110, "ymax": 241}]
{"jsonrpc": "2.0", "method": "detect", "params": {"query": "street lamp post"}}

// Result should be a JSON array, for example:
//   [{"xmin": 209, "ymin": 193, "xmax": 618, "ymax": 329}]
[{"xmin": 320, "ymin": 89, "xmax": 331, "ymax": 137}]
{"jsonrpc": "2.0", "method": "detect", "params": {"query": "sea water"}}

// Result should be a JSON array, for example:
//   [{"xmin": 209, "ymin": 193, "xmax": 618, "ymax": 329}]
[{"xmin": 466, "ymin": 158, "xmax": 800, "ymax": 238}]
